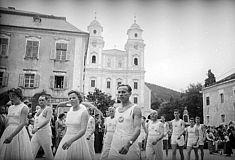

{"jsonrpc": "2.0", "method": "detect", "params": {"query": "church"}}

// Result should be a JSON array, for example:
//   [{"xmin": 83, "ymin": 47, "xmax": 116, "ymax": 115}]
[{"xmin": 84, "ymin": 17, "xmax": 152, "ymax": 117}]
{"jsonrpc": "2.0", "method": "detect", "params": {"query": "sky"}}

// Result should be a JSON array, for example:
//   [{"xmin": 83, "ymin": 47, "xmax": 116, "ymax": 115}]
[{"xmin": 1, "ymin": 0, "xmax": 235, "ymax": 92}]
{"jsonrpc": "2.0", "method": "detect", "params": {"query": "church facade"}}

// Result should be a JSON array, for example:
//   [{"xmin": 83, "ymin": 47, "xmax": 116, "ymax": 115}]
[{"xmin": 84, "ymin": 18, "xmax": 151, "ymax": 116}]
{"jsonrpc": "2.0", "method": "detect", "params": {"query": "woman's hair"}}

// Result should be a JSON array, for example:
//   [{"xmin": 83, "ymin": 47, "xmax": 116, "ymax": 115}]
[
  {"xmin": 8, "ymin": 88, "xmax": 23, "ymax": 100},
  {"xmin": 68, "ymin": 90, "xmax": 83, "ymax": 103}
]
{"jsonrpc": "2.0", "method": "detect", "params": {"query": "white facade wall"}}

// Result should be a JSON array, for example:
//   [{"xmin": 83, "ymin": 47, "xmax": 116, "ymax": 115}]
[
  {"xmin": 202, "ymin": 79, "xmax": 235, "ymax": 126},
  {"xmin": 84, "ymin": 19, "xmax": 151, "ymax": 115}
]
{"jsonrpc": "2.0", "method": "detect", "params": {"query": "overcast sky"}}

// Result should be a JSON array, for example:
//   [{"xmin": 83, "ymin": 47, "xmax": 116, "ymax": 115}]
[{"xmin": 1, "ymin": 0, "xmax": 235, "ymax": 92}]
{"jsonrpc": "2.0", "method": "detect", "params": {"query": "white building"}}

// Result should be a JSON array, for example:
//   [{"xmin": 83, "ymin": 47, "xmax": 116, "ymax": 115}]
[
  {"xmin": 202, "ymin": 73, "xmax": 235, "ymax": 126},
  {"xmin": 84, "ymin": 18, "xmax": 151, "ymax": 117}
]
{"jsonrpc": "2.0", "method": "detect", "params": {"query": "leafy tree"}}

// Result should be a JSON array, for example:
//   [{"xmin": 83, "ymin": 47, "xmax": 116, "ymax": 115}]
[
  {"xmin": 181, "ymin": 83, "xmax": 203, "ymax": 121},
  {"xmin": 151, "ymin": 99, "xmax": 162, "ymax": 110},
  {"xmin": 158, "ymin": 99, "xmax": 184, "ymax": 121},
  {"xmin": 157, "ymin": 83, "xmax": 203, "ymax": 122},
  {"xmin": 85, "ymin": 88, "xmax": 115, "ymax": 116}
]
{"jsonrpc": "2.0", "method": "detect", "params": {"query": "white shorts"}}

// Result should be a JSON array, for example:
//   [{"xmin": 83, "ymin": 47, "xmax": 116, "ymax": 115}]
[
  {"xmin": 171, "ymin": 135, "xmax": 184, "ymax": 147},
  {"xmin": 197, "ymin": 136, "xmax": 204, "ymax": 146},
  {"xmin": 187, "ymin": 138, "xmax": 198, "ymax": 148}
]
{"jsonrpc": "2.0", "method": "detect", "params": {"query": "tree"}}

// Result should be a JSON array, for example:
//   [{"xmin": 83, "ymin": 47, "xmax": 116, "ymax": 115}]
[
  {"xmin": 157, "ymin": 83, "xmax": 203, "ymax": 122},
  {"xmin": 85, "ymin": 88, "xmax": 115, "ymax": 116},
  {"xmin": 181, "ymin": 83, "xmax": 203, "ymax": 121},
  {"xmin": 151, "ymin": 99, "xmax": 162, "ymax": 110}
]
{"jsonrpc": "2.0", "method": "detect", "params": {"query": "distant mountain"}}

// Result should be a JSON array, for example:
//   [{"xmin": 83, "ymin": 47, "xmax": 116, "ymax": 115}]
[{"xmin": 145, "ymin": 82, "xmax": 181, "ymax": 103}]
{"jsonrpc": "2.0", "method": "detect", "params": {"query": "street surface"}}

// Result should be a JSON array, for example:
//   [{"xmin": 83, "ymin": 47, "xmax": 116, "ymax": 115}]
[{"xmin": 36, "ymin": 149, "xmax": 234, "ymax": 160}]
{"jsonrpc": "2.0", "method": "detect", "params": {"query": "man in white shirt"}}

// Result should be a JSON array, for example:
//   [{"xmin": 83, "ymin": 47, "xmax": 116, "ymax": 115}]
[{"xmin": 170, "ymin": 109, "xmax": 185, "ymax": 160}]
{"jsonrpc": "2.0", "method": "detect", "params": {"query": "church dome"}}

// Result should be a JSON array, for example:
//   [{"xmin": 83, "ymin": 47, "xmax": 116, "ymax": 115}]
[
  {"xmin": 130, "ymin": 22, "xmax": 141, "ymax": 30},
  {"xmin": 89, "ymin": 19, "xmax": 102, "ymax": 27}
]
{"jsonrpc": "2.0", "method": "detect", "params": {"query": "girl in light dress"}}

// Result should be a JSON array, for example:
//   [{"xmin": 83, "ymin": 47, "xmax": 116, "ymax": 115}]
[
  {"xmin": 54, "ymin": 90, "xmax": 92, "ymax": 160},
  {"xmin": 0, "ymin": 88, "xmax": 33, "ymax": 160}
]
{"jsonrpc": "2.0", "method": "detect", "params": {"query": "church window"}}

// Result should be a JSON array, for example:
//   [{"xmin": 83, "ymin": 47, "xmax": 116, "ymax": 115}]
[
  {"xmin": 107, "ymin": 81, "xmax": 111, "ymax": 89},
  {"xmin": 107, "ymin": 58, "xmax": 111, "ymax": 67},
  {"xmin": 220, "ymin": 93, "xmax": 224, "ymax": 103},
  {"xmin": 134, "ymin": 97, "xmax": 138, "ymax": 104},
  {"xmin": 91, "ymin": 80, "xmax": 96, "ymax": 87},
  {"xmin": 118, "ymin": 60, "xmax": 122, "ymax": 68},
  {"xmin": 93, "ymin": 30, "xmax": 97, "ymax": 34},
  {"xmin": 134, "ymin": 82, "xmax": 138, "ymax": 89},
  {"xmin": 221, "ymin": 114, "xmax": 225, "ymax": 123},
  {"xmin": 134, "ymin": 33, "xmax": 138, "ymax": 38},
  {"xmin": 206, "ymin": 96, "xmax": 210, "ymax": 105},
  {"xmin": 92, "ymin": 55, "xmax": 96, "ymax": 63},
  {"xmin": 134, "ymin": 58, "xmax": 138, "ymax": 66}
]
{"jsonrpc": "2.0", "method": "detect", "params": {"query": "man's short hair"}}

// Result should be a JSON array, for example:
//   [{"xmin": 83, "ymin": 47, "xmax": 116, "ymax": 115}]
[
  {"xmin": 190, "ymin": 117, "xmax": 195, "ymax": 121},
  {"xmin": 195, "ymin": 116, "xmax": 200, "ymax": 119},
  {"xmin": 174, "ymin": 109, "xmax": 179, "ymax": 113},
  {"xmin": 117, "ymin": 84, "xmax": 132, "ymax": 92},
  {"xmin": 39, "ymin": 95, "xmax": 48, "ymax": 101}
]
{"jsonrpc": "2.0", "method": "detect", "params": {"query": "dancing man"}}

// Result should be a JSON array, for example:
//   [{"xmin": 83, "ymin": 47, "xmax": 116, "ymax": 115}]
[
  {"xmin": 100, "ymin": 106, "xmax": 116, "ymax": 160},
  {"xmin": 185, "ymin": 117, "xmax": 199, "ymax": 160},
  {"xmin": 31, "ymin": 95, "xmax": 54, "ymax": 160},
  {"xmin": 170, "ymin": 109, "xmax": 185, "ymax": 160},
  {"xmin": 145, "ymin": 110, "xmax": 164, "ymax": 160},
  {"xmin": 194, "ymin": 116, "xmax": 205, "ymax": 160},
  {"xmin": 108, "ymin": 84, "xmax": 142, "ymax": 160}
]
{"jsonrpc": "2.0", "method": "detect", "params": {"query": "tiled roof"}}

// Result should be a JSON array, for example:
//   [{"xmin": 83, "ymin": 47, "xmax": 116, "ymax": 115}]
[
  {"xmin": 0, "ymin": 7, "xmax": 86, "ymax": 33},
  {"xmin": 216, "ymin": 73, "xmax": 235, "ymax": 84}
]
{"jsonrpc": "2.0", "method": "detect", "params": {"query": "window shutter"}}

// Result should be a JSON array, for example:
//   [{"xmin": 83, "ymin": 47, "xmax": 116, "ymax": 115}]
[
  {"xmin": 50, "ymin": 75, "xmax": 54, "ymax": 89},
  {"xmin": 34, "ymin": 74, "xmax": 40, "ymax": 88},
  {"xmin": 66, "ymin": 43, "xmax": 70, "ymax": 61},
  {"xmin": 2, "ymin": 72, "xmax": 9, "ymax": 87},
  {"xmin": 64, "ymin": 76, "xmax": 68, "ymax": 89},
  {"xmin": 50, "ymin": 43, "xmax": 56, "ymax": 60},
  {"xmin": 18, "ymin": 74, "xmax": 25, "ymax": 88}
]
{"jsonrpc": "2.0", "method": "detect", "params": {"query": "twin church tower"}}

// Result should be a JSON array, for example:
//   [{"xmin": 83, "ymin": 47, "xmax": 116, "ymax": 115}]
[{"xmin": 84, "ymin": 17, "xmax": 151, "ymax": 116}]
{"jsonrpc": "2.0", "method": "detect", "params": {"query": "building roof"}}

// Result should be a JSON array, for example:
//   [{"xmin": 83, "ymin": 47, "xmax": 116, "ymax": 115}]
[
  {"xmin": 202, "ymin": 72, "xmax": 235, "ymax": 91},
  {"xmin": 102, "ymin": 49, "xmax": 127, "ymax": 55},
  {"xmin": 216, "ymin": 73, "xmax": 235, "ymax": 84},
  {"xmin": 0, "ymin": 7, "xmax": 86, "ymax": 34}
]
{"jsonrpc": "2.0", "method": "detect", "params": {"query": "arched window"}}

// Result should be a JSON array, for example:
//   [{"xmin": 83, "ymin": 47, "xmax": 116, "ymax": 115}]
[
  {"xmin": 134, "ymin": 33, "xmax": 138, "ymax": 38},
  {"xmin": 134, "ymin": 58, "xmax": 138, "ymax": 65},
  {"xmin": 92, "ymin": 55, "xmax": 96, "ymax": 63},
  {"xmin": 134, "ymin": 97, "xmax": 138, "ymax": 104},
  {"xmin": 93, "ymin": 30, "xmax": 97, "ymax": 34}
]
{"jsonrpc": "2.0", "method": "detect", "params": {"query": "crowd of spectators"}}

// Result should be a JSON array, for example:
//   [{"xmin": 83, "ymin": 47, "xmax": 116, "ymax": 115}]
[{"xmin": 205, "ymin": 122, "xmax": 234, "ymax": 157}]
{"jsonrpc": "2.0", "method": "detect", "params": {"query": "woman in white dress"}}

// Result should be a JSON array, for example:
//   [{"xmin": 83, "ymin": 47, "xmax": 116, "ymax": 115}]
[
  {"xmin": 54, "ymin": 90, "xmax": 92, "ymax": 160},
  {"xmin": 0, "ymin": 88, "xmax": 33, "ymax": 160}
]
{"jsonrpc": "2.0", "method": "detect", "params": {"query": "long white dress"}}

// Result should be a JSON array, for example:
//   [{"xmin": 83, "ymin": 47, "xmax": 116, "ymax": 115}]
[
  {"xmin": 54, "ymin": 104, "xmax": 92, "ymax": 160},
  {"xmin": 0, "ymin": 103, "xmax": 33, "ymax": 160}
]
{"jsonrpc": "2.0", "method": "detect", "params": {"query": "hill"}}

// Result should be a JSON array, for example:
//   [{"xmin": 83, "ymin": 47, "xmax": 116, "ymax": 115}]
[{"xmin": 145, "ymin": 82, "xmax": 181, "ymax": 103}]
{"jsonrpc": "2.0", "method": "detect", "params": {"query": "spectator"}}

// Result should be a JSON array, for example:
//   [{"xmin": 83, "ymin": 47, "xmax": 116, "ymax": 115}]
[
  {"xmin": 55, "ymin": 113, "xmax": 66, "ymax": 151},
  {"xmin": 0, "ymin": 106, "xmax": 7, "ymax": 138},
  {"xmin": 206, "ymin": 127, "xmax": 215, "ymax": 154}
]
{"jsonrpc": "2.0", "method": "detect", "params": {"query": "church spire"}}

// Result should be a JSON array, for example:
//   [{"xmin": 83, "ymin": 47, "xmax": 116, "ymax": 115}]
[
  {"xmin": 134, "ymin": 15, "xmax": 136, "ymax": 24},
  {"xmin": 94, "ymin": 10, "xmax": 97, "ymax": 20}
]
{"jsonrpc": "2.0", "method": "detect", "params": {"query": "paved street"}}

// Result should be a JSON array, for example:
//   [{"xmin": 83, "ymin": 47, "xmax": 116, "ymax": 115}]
[{"xmin": 36, "ymin": 149, "xmax": 234, "ymax": 160}]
